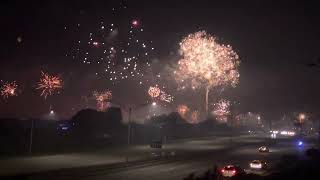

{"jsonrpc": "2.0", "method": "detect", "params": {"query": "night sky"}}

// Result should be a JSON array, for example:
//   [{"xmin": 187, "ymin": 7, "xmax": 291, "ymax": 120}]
[{"xmin": 1, "ymin": 0, "xmax": 320, "ymax": 120}]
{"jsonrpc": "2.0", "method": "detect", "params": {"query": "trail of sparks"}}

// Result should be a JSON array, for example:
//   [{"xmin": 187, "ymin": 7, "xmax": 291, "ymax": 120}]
[
  {"xmin": 160, "ymin": 92, "xmax": 174, "ymax": 103},
  {"xmin": 1, "ymin": 81, "xmax": 18, "ymax": 99},
  {"xmin": 36, "ymin": 71, "xmax": 63, "ymax": 99}
]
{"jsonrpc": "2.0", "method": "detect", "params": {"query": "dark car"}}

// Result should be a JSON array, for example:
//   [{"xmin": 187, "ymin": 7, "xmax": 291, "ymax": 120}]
[
  {"xmin": 150, "ymin": 140, "xmax": 162, "ymax": 148},
  {"xmin": 220, "ymin": 165, "xmax": 245, "ymax": 177}
]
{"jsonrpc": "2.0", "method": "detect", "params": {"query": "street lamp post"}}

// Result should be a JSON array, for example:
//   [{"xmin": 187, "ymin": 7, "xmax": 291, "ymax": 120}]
[{"xmin": 125, "ymin": 102, "xmax": 156, "ymax": 163}]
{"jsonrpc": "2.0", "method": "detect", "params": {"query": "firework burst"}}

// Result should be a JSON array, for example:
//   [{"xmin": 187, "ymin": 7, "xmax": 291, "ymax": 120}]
[
  {"xmin": 175, "ymin": 31, "xmax": 240, "ymax": 112},
  {"xmin": 148, "ymin": 86, "xmax": 161, "ymax": 98},
  {"xmin": 93, "ymin": 90, "xmax": 112, "ymax": 111},
  {"xmin": 93, "ymin": 90, "xmax": 112, "ymax": 102},
  {"xmin": 212, "ymin": 99, "xmax": 230, "ymax": 123},
  {"xmin": 37, "ymin": 71, "xmax": 63, "ymax": 99},
  {"xmin": 1, "ymin": 81, "xmax": 18, "ymax": 99}
]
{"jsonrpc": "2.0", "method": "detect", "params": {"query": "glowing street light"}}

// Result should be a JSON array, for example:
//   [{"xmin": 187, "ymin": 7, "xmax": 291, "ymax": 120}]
[
  {"xmin": 152, "ymin": 102, "xmax": 157, "ymax": 106},
  {"xmin": 298, "ymin": 113, "xmax": 306, "ymax": 124}
]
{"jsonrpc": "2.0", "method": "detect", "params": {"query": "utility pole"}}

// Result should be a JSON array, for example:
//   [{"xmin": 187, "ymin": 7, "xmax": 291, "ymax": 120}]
[
  {"xmin": 318, "ymin": 118, "xmax": 320, "ymax": 145},
  {"xmin": 269, "ymin": 119, "xmax": 272, "ymax": 131},
  {"xmin": 29, "ymin": 119, "xmax": 34, "ymax": 154},
  {"xmin": 127, "ymin": 107, "xmax": 132, "ymax": 145},
  {"xmin": 126, "ymin": 107, "xmax": 132, "ymax": 163}
]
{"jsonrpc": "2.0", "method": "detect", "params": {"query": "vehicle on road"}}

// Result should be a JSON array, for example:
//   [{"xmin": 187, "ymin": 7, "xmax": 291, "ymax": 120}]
[
  {"xmin": 150, "ymin": 140, "xmax": 162, "ymax": 148},
  {"xmin": 297, "ymin": 140, "xmax": 304, "ymax": 146},
  {"xmin": 249, "ymin": 160, "xmax": 267, "ymax": 170},
  {"xmin": 258, "ymin": 146, "xmax": 269, "ymax": 153},
  {"xmin": 220, "ymin": 165, "xmax": 245, "ymax": 177},
  {"xmin": 150, "ymin": 151, "xmax": 176, "ymax": 158}
]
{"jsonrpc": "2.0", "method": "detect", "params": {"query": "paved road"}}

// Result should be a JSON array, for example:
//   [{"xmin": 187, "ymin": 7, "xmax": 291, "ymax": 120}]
[
  {"xmin": 11, "ymin": 135, "xmax": 314, "ymax": 180},
  {"xmin": 0, "ymin": 135, "xmax": 254, "ymax": 176},
  {"xmin": 76, "ymin": 141, "xmax": 309, "ymax": 180}
]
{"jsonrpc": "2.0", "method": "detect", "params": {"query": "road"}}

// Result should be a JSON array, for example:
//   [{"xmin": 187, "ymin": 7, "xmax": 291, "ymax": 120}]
[
  {"xmin": 9, "ymin": 135, "xmax": 314, "ymax": 180},
  {"xmin": 0, "ymin": 135, "xmax": 252, "ymax": 176}
]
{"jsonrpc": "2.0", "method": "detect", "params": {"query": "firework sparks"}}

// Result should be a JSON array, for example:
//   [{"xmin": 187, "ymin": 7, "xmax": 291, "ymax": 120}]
[
  {"xmin": 148, "ymin": 86, "xmax": 161, "ymax": 98},
  {"xmin": 93, "ymin": 90, "xmax": 112, "ymax": 111},
  {"xmin": 212, "ymin": 99, "xmax": 230, "ymax": 123},
  {"xmin": 160, "ymin": 92, "xmax": 174, "ymax": 103},
  {"xmin": 177, "ymin": 104, "xmax": 189, "ymax": 118},
  {"xmin": 148, "ymin": 85, "xmax": 174, "ymax": 103},
  {"xmin": 175, "ymin": 31, "xmax": 240, "ymax": 112},
  {"xmin": 68, "ymin": 7, "xmax": 156, "ymax": 85},
  {"xmin": 1, "ymin": 81, "xmax": 18, "ymax": 99},
  {"xmin": 37, "ymin": 72, "xmax": 63, "ymax": 99},
  {"xmin": 93, "ymin": 90, "xmax": 112, "ymax": 102}
]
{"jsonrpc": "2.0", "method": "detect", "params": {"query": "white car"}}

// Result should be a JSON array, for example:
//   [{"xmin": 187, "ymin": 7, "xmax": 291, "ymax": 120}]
[
  {"xmin": 249, "ymin": 160, "xmax": 267, "ymax": 170},
  {"xmin": 258, "ymin": 146, "xmax": 269, "ymax": 153}
]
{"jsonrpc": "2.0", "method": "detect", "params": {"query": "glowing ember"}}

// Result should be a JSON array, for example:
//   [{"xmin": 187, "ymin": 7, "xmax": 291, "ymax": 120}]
[
  {"xmin": 175, "ymin": 31, "xmax": 240, "ymax": 112},
  {"xmin": 0, "ymin": 81, "xmax": 18, "ymax": 99},
  {"xmin": 148, "ymin": 86, "xmax": 161, "ymax": 98},
  {"xmin": 37, "ymin": 71, "xmax": 63, "ymax": 99}
]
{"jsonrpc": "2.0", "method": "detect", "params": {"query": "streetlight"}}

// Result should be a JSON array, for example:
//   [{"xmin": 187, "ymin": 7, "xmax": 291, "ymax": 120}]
[
  {"xmin": 126, "ymin": 102, "xmax": 156, "ymax": 163},
  {"xmin": 128, "ymin": 102, "xmax": 156, "ymax": 145},
  {"xmin": 298, "ymin": 113, "xmax": 306, "ymax": 124}
]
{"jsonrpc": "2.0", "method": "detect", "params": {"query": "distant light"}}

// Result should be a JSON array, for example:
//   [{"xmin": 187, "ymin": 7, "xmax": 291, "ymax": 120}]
[
  {"xmin": 298, "ymin": 141, "xmax": 303, "ymax": 146},
  {"xmin": 132, "ymin": 20, "xmax": 139, "ymax": 26},
  {"xmin": 50, "ymin": 110, "xmax": 54, "ymax": 115},
  {"xmin": 17, "ymin": 36, "xmax": 22, "ymax": 43},
  {"xmin": 152, "ymin": 102, "xmax": 157, "ymax": 106},
  {"xmin": 288, "ymin": 131, "xmax": 295, "ymax": 136}
]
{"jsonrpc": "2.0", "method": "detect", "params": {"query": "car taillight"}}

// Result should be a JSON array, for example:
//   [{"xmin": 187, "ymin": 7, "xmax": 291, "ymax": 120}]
[
  {"xmin": 221, "ymin": 169, "xmax": 225, "ymax": 173},
  {"xmin": 232, "ymin": 170, "xmax": 236, "ymax": 174}
]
